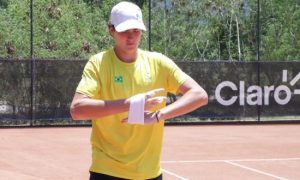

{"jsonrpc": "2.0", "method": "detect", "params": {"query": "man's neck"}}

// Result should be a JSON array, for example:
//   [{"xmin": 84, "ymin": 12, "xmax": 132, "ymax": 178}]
[{"xmin": 114, "ymin": 47, "xmax": 138, "ymax": 63}]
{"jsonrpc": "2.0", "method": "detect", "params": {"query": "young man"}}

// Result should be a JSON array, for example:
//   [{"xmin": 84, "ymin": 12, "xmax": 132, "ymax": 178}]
[{"xmin": 70, "ymin": 1, "xmax": 208, "ymax": 180}]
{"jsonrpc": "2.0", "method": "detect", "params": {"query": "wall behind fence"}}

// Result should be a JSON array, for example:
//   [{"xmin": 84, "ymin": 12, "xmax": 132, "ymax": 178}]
[{"xmin": 0, "ymin": 61, "xmax": 299, "ymax": 126}]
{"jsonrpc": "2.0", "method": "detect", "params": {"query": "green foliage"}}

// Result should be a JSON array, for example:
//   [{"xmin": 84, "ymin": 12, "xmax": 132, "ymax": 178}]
[
  {"xmin": 150, "ymin": 0, "xmax": 299, "ymax": 61},
  {"xmin": 151, "ymin": 0, "xmax": 258, "ymax": 61},
  {"xmin": 32, "ymin": 0, "xmax": 115, "ymax": 59},
  {"xmin": 0, "ymin": 0, "xmax": 122, "ymax": 59},
  {"xmin": 0, "ymin": 0, "xmax": 31, "ymax": 58},
  {"xmin": 0, "ymin": 0, "xmax": 299, "ymax": 61},
  {"xmin": 260, "ymin": 0, "xmax": 300, "ymax": 60},
  {"xmin": 0, "ymin": 0, "xmax": 8, "ymax": 9}
]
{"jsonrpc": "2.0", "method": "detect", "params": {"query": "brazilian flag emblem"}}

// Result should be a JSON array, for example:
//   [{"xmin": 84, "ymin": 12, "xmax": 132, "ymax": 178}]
[{"xmin": 114, "ymin": 76, "xmax": 123, "ymax": 83}]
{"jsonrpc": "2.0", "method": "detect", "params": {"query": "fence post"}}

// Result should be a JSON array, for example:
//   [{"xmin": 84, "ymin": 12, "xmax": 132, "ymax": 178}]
[
  {"xmin": 148, "ymin": 0, "xmax": 151, "ymax": 51},
  {"xmin": 256, "ymin": 0, "xmax": 261, "ymax": 122},
  {"xmin": 30, "ymin": 0, "xmax": 35, "ymax": 126}
]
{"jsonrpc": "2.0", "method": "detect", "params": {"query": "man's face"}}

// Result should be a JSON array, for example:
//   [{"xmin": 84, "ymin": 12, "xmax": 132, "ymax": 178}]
[{"xmin": 110, "ymin": 26, "xmax": 142, "ymax": 52}]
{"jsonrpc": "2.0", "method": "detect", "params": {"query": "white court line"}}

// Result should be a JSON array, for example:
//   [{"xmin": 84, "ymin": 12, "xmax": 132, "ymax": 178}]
[
  {"xmin": 224, "ymin": 160, "xmax": 288, "ymax": 180},
  {"xmin": 162, "ymin": 168, "xmax": 189, "ymax": 180},
  {"xmin": 161, "ymin": 158, "xmax": 299, "ymax": 180},
  {"xmin": 161, "ymin": 157, "xmax": 300, "ymax": 164}
]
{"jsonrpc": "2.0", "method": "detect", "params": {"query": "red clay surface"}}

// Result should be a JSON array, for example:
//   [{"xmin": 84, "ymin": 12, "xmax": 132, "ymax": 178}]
[{"xmin": 0, "ymin": 124, "xmax": 300, "ymax": 180}]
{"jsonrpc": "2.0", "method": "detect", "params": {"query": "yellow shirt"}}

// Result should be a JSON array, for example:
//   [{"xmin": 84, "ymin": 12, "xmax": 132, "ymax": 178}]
[{"xmin": 76, "ymin": 48, "xmax": 188, "ymax": 179}]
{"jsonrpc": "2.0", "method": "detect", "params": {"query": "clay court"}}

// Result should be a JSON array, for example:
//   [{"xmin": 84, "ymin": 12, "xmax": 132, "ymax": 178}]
[{"xmin": 1, "ymin": 124, "xmax": 300, "ymax": 180}]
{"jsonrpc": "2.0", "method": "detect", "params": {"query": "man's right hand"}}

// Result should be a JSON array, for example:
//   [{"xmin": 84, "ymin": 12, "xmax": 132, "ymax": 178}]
[{"xmin": 144, "ymin": 88, "xmax": 166, "ymax": 110}]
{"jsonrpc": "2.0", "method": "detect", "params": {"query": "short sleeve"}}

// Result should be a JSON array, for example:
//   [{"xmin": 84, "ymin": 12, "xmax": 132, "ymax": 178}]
[
  {"xmin": 76, "ymin": 57, "xmax": 101, "ymax": 98},
  {"xmin": 157, "ymin": 54, "xmax": 189, "ymax": 94}
]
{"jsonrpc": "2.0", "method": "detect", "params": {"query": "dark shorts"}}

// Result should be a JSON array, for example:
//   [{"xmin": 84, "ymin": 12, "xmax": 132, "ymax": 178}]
[{"xmin": 89, "ymin": 171, "xmax": 163, "ymax": 180}]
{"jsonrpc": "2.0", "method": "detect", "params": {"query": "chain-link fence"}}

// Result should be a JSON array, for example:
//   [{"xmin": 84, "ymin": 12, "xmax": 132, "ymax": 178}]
[{"xmin": 1, "ymin": 0, "xmax": 299, "ymax": 126}]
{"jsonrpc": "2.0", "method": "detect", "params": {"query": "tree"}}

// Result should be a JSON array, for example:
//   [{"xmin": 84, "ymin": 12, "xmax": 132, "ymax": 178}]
[
  {"xmin": 0, "ymin": 0, "xmax": 31, "ymax": 58},
  {"xmin": 150, "ymin": 0, "xmax": 257, "ymax": 61},
  {"xmin": 0, "ymin": 0, "xmax": 299, "ymax": 61},
  {"xmin": 260, "ymin": 0, "xmax": 300, "ymax": 61},
  {"xmin": 0, "ymin": 0, "xmax": 8, "ymax": 9}
]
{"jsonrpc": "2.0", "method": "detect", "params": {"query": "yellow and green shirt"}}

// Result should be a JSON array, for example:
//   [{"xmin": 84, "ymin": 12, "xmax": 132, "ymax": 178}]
[{"xmin": 76, "ymin": 48, "xmax": 188, "ymax": 179}]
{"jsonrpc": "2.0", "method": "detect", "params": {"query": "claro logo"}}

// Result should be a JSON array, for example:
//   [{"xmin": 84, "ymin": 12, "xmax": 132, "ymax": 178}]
[{"xmin": 215, "ymin": 70, "xmax": 300, "ymax": 106}]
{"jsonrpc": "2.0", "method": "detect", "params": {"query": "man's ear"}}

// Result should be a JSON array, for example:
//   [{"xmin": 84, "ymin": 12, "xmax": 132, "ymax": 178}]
[{"xmin": 108, "ymin": 24, "xmax": 115, "ymax": 37}]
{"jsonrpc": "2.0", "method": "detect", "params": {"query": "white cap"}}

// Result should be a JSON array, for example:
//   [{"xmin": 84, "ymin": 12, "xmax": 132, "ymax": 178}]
[{"xmin": 110, "ymin": 1, "xmax": 146, "ymax": 32}]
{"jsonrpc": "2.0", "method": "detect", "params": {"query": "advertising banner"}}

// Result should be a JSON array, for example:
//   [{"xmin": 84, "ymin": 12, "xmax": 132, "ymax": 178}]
[{"xmin": 178, "ymin": 61, "xmax": 300, "ymax": 121}]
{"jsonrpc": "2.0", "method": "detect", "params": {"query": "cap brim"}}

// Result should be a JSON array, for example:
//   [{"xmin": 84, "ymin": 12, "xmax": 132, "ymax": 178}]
[{"xmin": 115, "ymin": 20, "xmax": 146, "ymax": 32}]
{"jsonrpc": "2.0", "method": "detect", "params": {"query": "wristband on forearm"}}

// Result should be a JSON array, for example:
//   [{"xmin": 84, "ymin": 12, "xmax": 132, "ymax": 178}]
[{"xmin": 128, "ymin": 93, "xmax": 145, "ymax": 124}]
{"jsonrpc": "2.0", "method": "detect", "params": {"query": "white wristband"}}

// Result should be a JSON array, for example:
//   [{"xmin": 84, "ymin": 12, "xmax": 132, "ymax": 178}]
[{"xmin": 128, "ymin": 93, "xmax": 145, "ymax": 124}]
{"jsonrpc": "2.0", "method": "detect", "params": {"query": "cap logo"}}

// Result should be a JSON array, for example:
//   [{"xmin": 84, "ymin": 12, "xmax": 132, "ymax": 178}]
[{"xmin": 136, "ymin": 13, "xmax": 140, "ymax": 20}]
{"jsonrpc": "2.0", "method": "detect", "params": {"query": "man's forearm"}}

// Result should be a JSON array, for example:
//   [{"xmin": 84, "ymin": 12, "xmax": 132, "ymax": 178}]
[
  {"xmin": 70, "ymin": 88, "xmax": 166, "ymax": 121},
  {"xmin": 158, "ymin": 88, "xmax": 208, "ymax": 121},
  {"xmin": 70, "ymin": 95, "xmax": 130, "ymax": 120}
]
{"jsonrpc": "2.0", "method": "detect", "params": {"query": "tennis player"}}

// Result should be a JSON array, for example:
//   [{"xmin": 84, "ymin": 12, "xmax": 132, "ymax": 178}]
[{"xmin": 70, "ymin": 1, "xmax": 208, "ymax": 179}]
